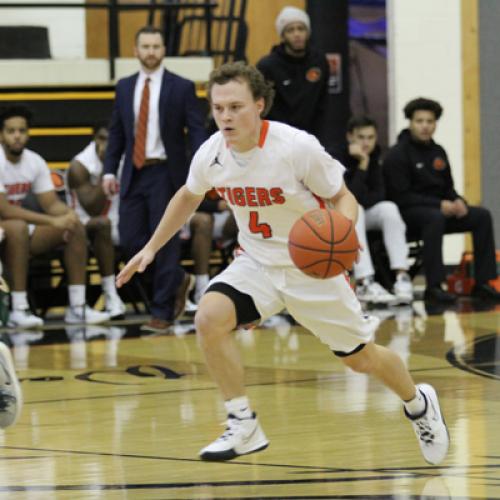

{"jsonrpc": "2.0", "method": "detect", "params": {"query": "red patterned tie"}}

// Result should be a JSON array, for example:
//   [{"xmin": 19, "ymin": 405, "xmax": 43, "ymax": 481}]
[{"xmin": 133, "ymin": 77, "xmax": 150, "ymax": 169}]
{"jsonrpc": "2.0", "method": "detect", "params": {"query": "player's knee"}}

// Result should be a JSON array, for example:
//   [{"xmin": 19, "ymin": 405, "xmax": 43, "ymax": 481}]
[
  {"xmin": 380, "ymin": 202, "xmax": 405, "ymax": 226},
  {"xmin": 195, "ymin": 302, "xmax": 234, "ymax": 341},
  {"xmin": 340, "ymin": 349, "xmax": 375, "ymax": 374},
  {"xmin": 66, "ymin": 221, "xmax": 87, "ymax": 244},
  {"xmin": 0, "ymin": 219, "xmax": 29, "ymax": 241}
]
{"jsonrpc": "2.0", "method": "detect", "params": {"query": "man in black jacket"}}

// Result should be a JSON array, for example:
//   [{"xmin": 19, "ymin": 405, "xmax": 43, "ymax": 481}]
[
  {"xmin": 337, "ymin": 116, "xmax": 412, "ymax": 305},
  {"xmin": 384, "ymin": 97, "xmax": 499, "ymax": 303},
  {"xmin": 256, "ymin": 6, "xmax": 328, "ymax": 139}
]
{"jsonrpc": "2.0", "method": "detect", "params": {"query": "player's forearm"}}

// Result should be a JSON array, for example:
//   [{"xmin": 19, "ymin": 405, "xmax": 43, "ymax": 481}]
[
  {"xmin": 331, "ymin": 188, "xmax": 358, "ymax": 224},
  {"xmin": 0, "ymin": 203, "xmax": 56, "ymax": 226},
  {"xmin": 44, "ymin": 199, "xmax": 70, "ymax": 216},
  {"xmin": 146, "ymin": 186, "xmax": 203, "ymax": 254}
]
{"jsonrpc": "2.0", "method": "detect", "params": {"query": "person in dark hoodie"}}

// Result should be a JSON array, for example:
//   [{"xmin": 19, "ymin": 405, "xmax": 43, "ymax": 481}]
[
  {"xmin": 383, "ymin": 97, "xmax": 500, "ymax": 303},
  {"xmin": 338, "ymin": 116, "xmax": 413, "ymax": 305},
  {"xmin": 256, "ymin": 6, "xmax": 328, "ymax": 138}
]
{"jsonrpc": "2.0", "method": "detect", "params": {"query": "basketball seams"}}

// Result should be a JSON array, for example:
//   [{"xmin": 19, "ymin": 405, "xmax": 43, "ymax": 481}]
[
  {"xmin": 333, "ymin": 219, "xmax": 353, "ymax": 244},
  {"xmin": 288, "ymin": 208, "xmax": 358, "ymax": 279},
  {"xmin": 289, "ymin": 241, "xmax": 358, "ymax": 254},
  {"xmin": 301, "ymin": 216, "xmax": 333, "ymax": 245}
]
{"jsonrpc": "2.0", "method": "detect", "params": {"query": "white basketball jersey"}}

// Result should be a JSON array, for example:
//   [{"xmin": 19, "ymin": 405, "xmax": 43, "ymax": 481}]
[
  {"xmin": 186, "ymin": 121, "xmax": 345, "ymax": 266},
  {"xmin": 66, "ymin": 141, "xmax": 120, "ymax": 233},
  {"xmin": 0, "ymin": 147, "xmax": 54, "ymax": 204}
]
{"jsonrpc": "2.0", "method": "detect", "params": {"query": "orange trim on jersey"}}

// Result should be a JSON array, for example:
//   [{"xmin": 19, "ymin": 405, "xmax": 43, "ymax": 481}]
[
  {"xmin": 312, "ymin": 193, "xmax": 326, "ymax": 208},
  {"xmin": 258, "ymin": 120, "xmax": 269, "ymax": 148}
]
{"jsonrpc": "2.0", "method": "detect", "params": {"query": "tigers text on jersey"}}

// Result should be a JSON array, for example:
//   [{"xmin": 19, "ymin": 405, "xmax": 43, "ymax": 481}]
[
  {"xmin": 0, "ymin": 147, "xmax": 54, "ymax": 205},
  {"xmin": 186, "ymin": 120, "xmax": 345, "ymax": 266}
]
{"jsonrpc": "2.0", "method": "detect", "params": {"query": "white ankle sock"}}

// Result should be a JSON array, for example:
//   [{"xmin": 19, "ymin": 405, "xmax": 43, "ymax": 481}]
[
  {"xmin": 225, "ymin": 396, "xmax": 253, "ymax": 419},
  {"xmin": 404, "ymin": 389, "xmax": 426, "ymax": 416},
  {"xmin": 101, "ymin": 275, "xmax": 119, "ymax": 299},
  {"xmin": 11, "ymin": 291, "xmax": 29, "ymax": 310},
  {"xmin": 68, "ymin": 284, "xmax": 85, "ymax": 308}
]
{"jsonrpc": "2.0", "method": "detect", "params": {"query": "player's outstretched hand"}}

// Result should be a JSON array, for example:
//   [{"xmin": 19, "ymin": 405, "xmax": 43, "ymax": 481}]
[{"xmin": 116, "ymin": 247, "xmax": 155, "ymax": 288}]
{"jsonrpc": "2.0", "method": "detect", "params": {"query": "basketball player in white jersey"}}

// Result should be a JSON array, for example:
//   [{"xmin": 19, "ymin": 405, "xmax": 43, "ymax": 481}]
[
  {"xmin": 116, "ymin": 62, "xmax": 449, "ymax": 465},
  {"xmin": 0, "ymin": 106, "xmax": 110, "ymax": 327},
  {"xmin": 66, "ymin": 123, "xmax": 126, "ymax": 319}
]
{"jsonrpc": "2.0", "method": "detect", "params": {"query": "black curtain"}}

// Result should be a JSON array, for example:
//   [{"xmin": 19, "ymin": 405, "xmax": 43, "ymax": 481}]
[{"xmin": 307, "ymin": 0, "xmax": 350, "ymax": 152}]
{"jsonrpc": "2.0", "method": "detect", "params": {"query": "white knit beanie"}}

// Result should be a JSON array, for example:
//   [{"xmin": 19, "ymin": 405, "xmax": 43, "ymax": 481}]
[{"xmin": 275, "ymin": 6, "xmax": 311, "ymax": 36}]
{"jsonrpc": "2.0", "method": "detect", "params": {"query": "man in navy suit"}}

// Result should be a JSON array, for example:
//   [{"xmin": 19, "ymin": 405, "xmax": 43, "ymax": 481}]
[{"xmin": 103, "ymin": 26, "xmax": 207, "ymax": 332}]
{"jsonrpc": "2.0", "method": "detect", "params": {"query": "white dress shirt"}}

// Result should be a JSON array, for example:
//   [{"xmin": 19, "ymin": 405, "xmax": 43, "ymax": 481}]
[{"xmin": 134, "ymin": 66, "xmax": 167, "ymax": 160}]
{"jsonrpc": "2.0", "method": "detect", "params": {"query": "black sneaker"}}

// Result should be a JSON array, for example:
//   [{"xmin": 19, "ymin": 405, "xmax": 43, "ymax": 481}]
[
  {"xmin": 424, "ymin": 286, "xmax": 457, "ymax": 304},
  {"xmin": 471, "ymin": 283, "xmax": 500, "ymax": 302}
]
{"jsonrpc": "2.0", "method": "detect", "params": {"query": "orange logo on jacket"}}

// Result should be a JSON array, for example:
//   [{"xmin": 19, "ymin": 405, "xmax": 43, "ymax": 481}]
[
  {"xmin": 306, "ymin": 67, "xmax": 322, "ymax": 82},
  {"xmin": 433, "ymin": 157, "xmax": 447, "ymax": 171}
]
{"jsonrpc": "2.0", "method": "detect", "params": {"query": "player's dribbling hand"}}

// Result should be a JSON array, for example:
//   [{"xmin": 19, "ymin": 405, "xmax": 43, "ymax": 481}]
[{"xmin": 116, "ymin": 248, "xmax": 155, "ymax": 288}]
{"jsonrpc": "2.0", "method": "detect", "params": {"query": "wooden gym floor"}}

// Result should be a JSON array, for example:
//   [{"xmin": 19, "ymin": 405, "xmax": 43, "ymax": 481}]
[{"xmin": 0, "ymin": 298, "xmax": 498, "ymax": 499}]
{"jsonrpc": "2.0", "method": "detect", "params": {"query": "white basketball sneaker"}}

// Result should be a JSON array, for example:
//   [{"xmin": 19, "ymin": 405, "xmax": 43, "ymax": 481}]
[
  {"xmin": 105, "ymin": 294, "xmax": 126, "ymax": 320},
  {"xmin": 0, "ymin": 342, "xmax": 22, "ymax": 428},
  {"xmin": 393, "ymin": 273, "xmax": 414, "ymax": 304},
  {"xmin": 7, "ymin": 309, "xmax": 44, "ymax": 329},
  {"xmin": 64, "ymin": 305, "xmax": 110, "ymax": 325},
  {"xmin": 356, "ymin": 279, "xmax": 397, "ymax": 305},
  {"xmin": 199, "ymin": 413, "xmax": 269, "ymax": 461},
  {"xmin": 405, "ymin": 383, "xmax": 450, "ymax": 465}
]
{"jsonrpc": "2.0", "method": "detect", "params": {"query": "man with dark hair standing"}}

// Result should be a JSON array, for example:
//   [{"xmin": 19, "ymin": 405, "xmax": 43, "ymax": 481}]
[
  {"xmin": 103, "ymin": 26, "xmax": 207, "ymax": 332},
  {"xmin": 384, "ymin": 97, "xmax": 500, "ymax": 303},
  {"xmin": 256, "ymin": 6, "xmax": 328, "ymax": 138}
]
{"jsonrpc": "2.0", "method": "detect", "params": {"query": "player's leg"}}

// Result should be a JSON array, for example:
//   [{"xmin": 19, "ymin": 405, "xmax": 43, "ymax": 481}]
[
  {"xmin": 30, "ymin": 224, "xmax": 110, "ymax": 324},
  {"xmin": 354, "ymin": 206, "xmax": 396, "ymax": 305},
  {"xmin": 339, "ymin": 342, "xmax": 449, "ymax": 465},
  {"xmin": 365, "ymin": 201, "xmax": 413, "ymax": 303},
  {"xmin": 283, "ymin": 270, "xmax": 449, "ymax": 465},
  {"xmin": 189, "ymin": 212, "xmax": 214, "ymax": 303},
  {"xmin": 0, "ymin": 220, "xmax": 43, "ymax": 328},
  {"xmin": 195, "ymin": 255, "xmax": 282, "ymax": 461},
  {"xmin": 86, "ymin": 217, "xmax": 126, "ymax": 318}
]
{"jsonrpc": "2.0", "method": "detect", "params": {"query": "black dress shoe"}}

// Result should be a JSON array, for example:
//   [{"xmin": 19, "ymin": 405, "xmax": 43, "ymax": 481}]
[
  {"xmin": 471, "ymin": 283, "xmax": 500, "ymax": 301},
  {"xmin": 424, "ymin": 286, "xmax": 457, "ymax": 304}
]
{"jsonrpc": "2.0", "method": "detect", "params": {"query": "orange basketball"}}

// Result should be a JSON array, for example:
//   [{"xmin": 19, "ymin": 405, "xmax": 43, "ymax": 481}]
[{"xmin": 288, "ymin": 208, "xmax": 358, "ymax": 279}]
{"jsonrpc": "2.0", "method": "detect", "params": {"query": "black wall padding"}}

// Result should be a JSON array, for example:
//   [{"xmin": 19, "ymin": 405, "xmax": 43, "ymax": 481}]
[
  {"xmin": 0, "ymin": 26, "xmax": 51, "ymax": 59},
  {"xmin": 307, "ymin": 0, "xmax": 350, "ymax": 152},
  {"xmin": 28, "ymin": 135, "xmax": 92, "ymax": 163}
]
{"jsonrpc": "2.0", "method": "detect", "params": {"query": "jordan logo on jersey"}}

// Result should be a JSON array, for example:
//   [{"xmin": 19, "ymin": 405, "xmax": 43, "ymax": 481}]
[
  {"xmin": 209, "ymin": 154, "xmax": 223, "ymax": 168},
  {"xmin": 216, "ymin": 186, "xmax": 285, "ymax": 207}
]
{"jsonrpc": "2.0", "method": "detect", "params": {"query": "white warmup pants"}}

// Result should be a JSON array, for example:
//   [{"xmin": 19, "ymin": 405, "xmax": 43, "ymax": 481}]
[{"xmin": 354, "ymin": 201, "xmax": 409, "ymax": 280}]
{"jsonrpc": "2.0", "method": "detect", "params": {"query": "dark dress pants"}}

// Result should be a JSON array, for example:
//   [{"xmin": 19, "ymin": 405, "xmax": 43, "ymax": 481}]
[
  {"xmin": 119, "ymin": 163, "xmax": 184, "ymax": 320},
  {"xmin": 402, "ymin": 205, "xmax": 497, "ymax": 288}
]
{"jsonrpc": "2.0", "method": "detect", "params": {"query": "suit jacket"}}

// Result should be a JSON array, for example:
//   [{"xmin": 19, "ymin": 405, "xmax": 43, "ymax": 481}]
[{"xmin": 104, "ymin": 68, "xmax": 207, "ymax": 197}]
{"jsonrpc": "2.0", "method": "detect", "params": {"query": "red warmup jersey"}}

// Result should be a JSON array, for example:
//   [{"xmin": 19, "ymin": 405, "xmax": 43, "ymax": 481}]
[{"xmin": 186, "ymin": 120, "xmax": 345, "ymax": 266}]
